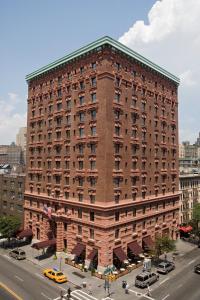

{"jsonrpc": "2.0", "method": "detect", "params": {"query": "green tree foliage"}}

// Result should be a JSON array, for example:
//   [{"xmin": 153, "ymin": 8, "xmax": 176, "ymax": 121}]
[
  {"xmin": 154, "ymin": 235, "xmax": 176, "ymax": 257},
  {"xmin": 191, "ymin": 203, "xmax": 200, "ymax": 236},
  {"xmin": 0, "ymin": 216, "xmax": 21, "ymax": 239}
]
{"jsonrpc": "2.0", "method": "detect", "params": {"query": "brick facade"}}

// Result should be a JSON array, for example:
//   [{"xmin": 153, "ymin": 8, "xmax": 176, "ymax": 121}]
[{"xmin": 24, "ymin": 37, "xmax": 180, "ymax": 270}]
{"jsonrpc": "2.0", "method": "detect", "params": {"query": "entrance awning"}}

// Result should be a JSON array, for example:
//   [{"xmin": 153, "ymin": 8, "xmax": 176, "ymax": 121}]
[
  {"xmin": 71, "ymin": 243, "xmax": 85, "ymax": 256},
  {"xmin": 128, "ymin": 241, "xmax": 143, "ymax": 255},
  {"xmin": 113, "ymin": 247, "xmax": 127, "ymax": 262},
  {"xmin": 143, "ymin": 236, "xmax": 154, "ymax": 250},
  {"xmin": 87, "ymin": 249, "xmax": 98, "ymax": 260},
  {"xmin": 31, "ymin": 239, "xmax": 56, "ymax": 250},
  {"xmin": 179, "ymin": 225, "xmax": 193, "ymax": 233},
  {"xmin": 17, "ymin": 229, "xmax": 33, "ymax": 239}
]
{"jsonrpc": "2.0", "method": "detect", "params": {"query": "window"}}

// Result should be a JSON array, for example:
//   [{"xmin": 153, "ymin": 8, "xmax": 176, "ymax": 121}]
[
  {"xmin": 57, "ymin": 89, "xmax": 62, "ymax": 98},
  {"xmin": 79, "ymin": 96, "xmax": 85, "ymax": 105},
  {"xmin": 114, "ymin": 177, "xmax": 120, "ymax": 187},
  {"xmin": 114, "ymin": 143, "xmax": 120, "ymax": 154},
  {"xmin": 78, "ymin": 208, "xmax": 82, "ymax": 218},
  {"xmin": 80, "ymin": 66, "xmax": 84, "ymax": 74},
  {"xmin": 90, "ymin": 211, "xmax": 95, "ymax": 221},
  {"xmin": 115, "ymin": 212, "xmax": 119, "ymax": 221},
  {"xmin": 115, "ymin": 126, "xmax": 120, "ymax": 136},
  {"xmin": 90, "ymin": 228, "xmax": 94, "ymax": 239},
  {"xmin": 91, "ymin": 93, "xmax": 96, "ymax": 103},
  {"xmin": 91, "ymin": 77, "xmax": 96, "ymax": 87},
  {"xmin": 90, "ymin": 195, "xmax": 95, "ymax": 203},
  {"xmin": 78, "ymin": 177, "xmax": 84, "ymax": 186},
  {"xmin": 114, "ymin": 110, "xmax": 120, "ymax": 120},
  {"xmin": 66, "ymin": 115, "xmax": 71, "ymax": 125},
  {"xmin": 90, "ymin": 143, "xmax": 96, "ymax": 154},
  {"xmin": 89, "ymin": 177, "xmax": 96, "ymax": 186},
  {"xmin": 115, "ymin": 77, "xmax": 120, "ymax": 87},
  {"xmin": 78, "ymin": 225, "xmax": 82, "ymax": 235},
  {"xmin": 91, "ymin": 126, "xmax": 96, "ymax": 136},
  {"xmin": 116, "ymin": 62, "xmax": 120, "ymax": 70},
  {"xmin": 90, "ymin": 160, "xmax": 96, "ymax": 170},
  {"xmin": 115, "ymin": 160, "xmax": 120, "ymax": 170},
  {"xmin": 79, "ymin": 128, "xmax": 84, "ymax": 137},
  {"xmin": 66, "ymin": 100, "xmax": 71, "ymax": 109},
  {"xmin": 78, "ymin": 161, "xmax": 84, "ymax": 170},
  {"xmin": 78, "ymin": 144, "xmax": 84, "ymax": 154},
  {"xmin": 115, "ymin": 195, "xmax": 120, "ymax": 203},
  {"xmin": 80, "ymin": 81, "xmax": 85, "ymax": 90},
  {"xmin": 79, "ymin": 112, "xmax": 85, "ymax": 122},
  {"xmin": 91, "ymin": 62, "xmax": 96, "ymax": 69},
  {"xmin": 65, "ymin": 192, "xmax": 69, "ymax": 199},
  {"xmin": 91, "ymin": 110, "xmax": 96, "ymax": 120},
  {"xmin": 78, "ymin": 194, "xmax": 83, "ymax": 202},
  {"xmin": 114, "ymin": 93, "xmax": 120, "ymax": 103},
  {"xmin": 115, "ymin": 229, "xmax": 119, "ymax": 239}
]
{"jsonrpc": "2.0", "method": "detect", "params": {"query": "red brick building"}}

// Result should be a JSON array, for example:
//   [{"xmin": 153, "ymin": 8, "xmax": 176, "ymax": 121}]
[{"xmin": 24, "ymin": 36, "xmax": 180, "ymax": 271}]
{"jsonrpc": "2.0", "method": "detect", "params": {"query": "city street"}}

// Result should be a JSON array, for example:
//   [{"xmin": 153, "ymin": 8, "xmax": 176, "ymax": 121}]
[
  {"xmin": 0, "ymin": 254, "xmax": 67, "ymax": 300},
  {"xmin": 1, "ymin": 246, "xmax": 200, "ymax": 300}
]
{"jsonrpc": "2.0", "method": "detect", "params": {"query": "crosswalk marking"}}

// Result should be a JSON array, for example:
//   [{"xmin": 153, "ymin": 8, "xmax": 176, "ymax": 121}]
[{"xmin": 53, "ymin": 289, "xmax": 112, "ymax": 300}]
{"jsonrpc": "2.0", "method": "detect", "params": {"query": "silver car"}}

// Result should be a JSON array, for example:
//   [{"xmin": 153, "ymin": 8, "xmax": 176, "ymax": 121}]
[
  {"xmin": 9, "ymin": 248, "xmax": 26, "ymax": 260},
  {"xmin": 135, "ymin": 271, "xmax": 159, "ymax": 288},
  {"xmin": 157, "ymin": 261, "xmax": 175, "ymax": 274}
]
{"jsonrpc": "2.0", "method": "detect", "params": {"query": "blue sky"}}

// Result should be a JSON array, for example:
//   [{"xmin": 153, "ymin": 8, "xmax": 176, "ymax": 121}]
[{"xmin": 0, "ymin": 0, "xmax": 199, "ymax": 144}]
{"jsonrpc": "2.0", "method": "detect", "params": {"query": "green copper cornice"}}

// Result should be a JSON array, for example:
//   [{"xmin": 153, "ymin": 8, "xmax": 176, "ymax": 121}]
[{"xmin": 26, "ymin": 36, "xmax": 180, "ymax": 84}]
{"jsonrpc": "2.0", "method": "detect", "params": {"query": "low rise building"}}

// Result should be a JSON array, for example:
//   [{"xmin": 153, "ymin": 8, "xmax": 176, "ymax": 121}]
[
  {"xmin": 0, "ymin": 173, "xmax": 25, "ymax": 220},
  {"xmin": 179, "ymin": 174, "xmax": 200, "ymax": 223}
]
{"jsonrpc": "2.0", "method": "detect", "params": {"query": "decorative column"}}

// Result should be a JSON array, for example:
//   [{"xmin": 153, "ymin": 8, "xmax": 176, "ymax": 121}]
[{"xmin": 56, "ymin": 220, "xmax": 64, "ymax": 252}]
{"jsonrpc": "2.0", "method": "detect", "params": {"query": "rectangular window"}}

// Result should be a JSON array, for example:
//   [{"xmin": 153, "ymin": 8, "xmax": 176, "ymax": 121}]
[
  {"xmin": 90, "ymin": 195, "xmax": 95, "ymax": 203},
  {"xmin": 90, "ymin": 228, "xmax": 94, "ymax": 239},
  {"xmin": 79, "ymin": 112, "xmax": 85, "ymax": 122},
  {"xmin": 114, "ymin": 93, "xmax": 120, "ymax": 103},
  {"xmin": 78, "ymin": 225, "xmax": 82, "ymax": 235},
  {"xmin": 78, "ymin": 208, "xmax": 82, "ymax": 218},
  {"xmin": 91, "ymin": 126, "xmax": 96, "ymax": 136},
  {"xmin": 115, "ymin": 229, "xmax": 119, "ymax": 239},
  {"xmin": 91, "ymin": 110, "xmax": 96, "ymax": 120},
  {"xmin": 91, "ymin": 93, "xmax": 96, "ymax": 103},
  {"xmin": 91, "ymin": 77, "xmax": 96, "ymax": 87},
  {"xmin": 79, "ymin": 128, "xmax": 84, "ymax": 137},
  {"xmin": 57, "ymin": 89, "xmax": 62, "ymax": 98},
  {"xmin": 90, "ymin": 211, "xmax": 95, "ymax": 221},
  {"xmin": 78, "ymin": 161, "xmax": 84, "ymax": 170},
  {"xmin": 79, "ymin": 96, "xmax": 85, "ymax": 105},
  {"xmin": 90, "ymin": 143, "xmax": 96, "ymax": 154},
  {"xmin": 90, "ymin": 160, "xmax": 96, "ymax": 170}
]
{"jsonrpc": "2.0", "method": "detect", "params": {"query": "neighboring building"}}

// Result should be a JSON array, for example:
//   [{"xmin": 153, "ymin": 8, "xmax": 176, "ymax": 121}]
[
  {"xmin": 179, "ymin": 144, "xmax": 185, "ymax": 159},
  {"xmin": 24, "ymin": 36, "xmax": 180, "ymax": 271},
  {"xmin": 0, "ymin": 164, "xmax": 11, "ymax": 174},
  {"xmin": 0, "ymin": 173, "xmax": 25, "ymax": 220},
  {"xmin": 179, "ymin": 158, "xmax": 200, "ymax": 174},
  {"xmin": 195, "ymin": 132, "xmax": 200, "ymax": 146},
  {"xmin": 16, "ymin": 127, "xmax": 27, "ymax": 164},
  {"xmin": 0, "ymin": 143, "xmax": 24, "ymax": 167},
  {"xmin": 179, "ymin": 174, "xmax": 200, "ymax": 224}
]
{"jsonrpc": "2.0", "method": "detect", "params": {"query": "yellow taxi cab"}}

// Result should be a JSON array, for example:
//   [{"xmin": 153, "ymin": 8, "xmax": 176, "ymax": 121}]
[{"xmin": 43, "ymin": 268, "xmax": 67, "ymax": 283}]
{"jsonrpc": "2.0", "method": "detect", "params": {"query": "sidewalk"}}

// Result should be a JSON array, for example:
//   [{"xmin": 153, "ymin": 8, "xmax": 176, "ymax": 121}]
[{"xmin": 9, "ymin": 238, "xmax": 198, "ymax": 299}]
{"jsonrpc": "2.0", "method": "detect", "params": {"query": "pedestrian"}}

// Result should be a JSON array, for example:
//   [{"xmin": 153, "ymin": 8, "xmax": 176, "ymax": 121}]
[
  {"xmin": 164, "ymin": 252, "xmax": 167, "ymax": 261},
  {"xmin": 125, "ymin": 282, "xmax": 129, "ymax": 294},
  {"xmin": 67, "ymin": 287, "xmax": 71, "ymax": 299},
  {"xmin": 147, "ymin": 285, "xmax": 151, "ymax": 296}
]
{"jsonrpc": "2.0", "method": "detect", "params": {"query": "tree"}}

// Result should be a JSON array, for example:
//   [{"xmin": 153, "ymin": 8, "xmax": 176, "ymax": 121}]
[
  {"xmin": 154, "ymin": 235, "xmax": 176, "ymax": 258},
  {"xmin": 0, "ymin": 216, "xmax": 21, "ymax": 239},
  {"xmin": 192, "ymin": 203, "xmax": 200, "ymax": 236}
]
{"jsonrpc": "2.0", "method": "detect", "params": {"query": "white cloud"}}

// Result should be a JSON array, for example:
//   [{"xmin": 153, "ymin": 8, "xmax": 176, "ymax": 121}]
[
  {"xmin": 119, "ymin": 0, "xmax": 200, "ymax": 143},
  {"xmin": 0, "ymin": 93, "xmax": 27, "ymax": 144}
]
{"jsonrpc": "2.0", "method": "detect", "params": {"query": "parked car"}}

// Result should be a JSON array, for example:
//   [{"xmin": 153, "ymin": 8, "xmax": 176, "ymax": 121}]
[
  {"xmin": 157, "ymin": 261, "xmax": 175, "ymax": 274},
  {"xmin": 135, "ymin": 271, "xmax": 159, "ymax": 288},
  {"xmin": 9, "ymin": 248, "xmax": 26, "ymax": 260},
  {"xmin": 43, "ymin": 268, "xmax": 67, "ymax": 283},
  {"xmin": 194, "ymin": 264, "xmax": 200, "ymax": 274}
]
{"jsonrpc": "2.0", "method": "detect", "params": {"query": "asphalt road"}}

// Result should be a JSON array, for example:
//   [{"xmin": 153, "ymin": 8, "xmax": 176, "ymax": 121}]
[
  {"xmin": 0, "ymin": 254, "xmax": 67, "ymax": 300},
  {"xmin": 0, "ymin": 283, "xmax": 18, "ymax": 300},
  {"xmin": 141, "ymin": 248, "xmax": 200, "ymax": 300}
]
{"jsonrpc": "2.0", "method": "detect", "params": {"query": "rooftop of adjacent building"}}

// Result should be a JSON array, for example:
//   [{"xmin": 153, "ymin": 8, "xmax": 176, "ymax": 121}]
[{"xmin": 26, "ymin": 36, "xmax": 180, "ymax": 84}]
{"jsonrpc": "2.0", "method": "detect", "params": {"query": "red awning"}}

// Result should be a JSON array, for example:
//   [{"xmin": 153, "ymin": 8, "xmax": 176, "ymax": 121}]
[
  {"xmin": 143, "ymin": 236, "xmax": 154, "ymax": 250},
  {"xmin": 128, "ymin": 241, "xmax": 143, "ymax": 255},
  {"xmin": 113, "ymin": 247, "xmax": 127, "ymax": 262},
  {"xmin": 87, "ymin": 249, "xmax": 98, "ymax": 260},
  {"xmin": 17, "ymin": 229, "xmax": 33, "ymax": 239},
  {"xmin": 32, "ymin": 239, "xmax": 56, "ymax": 250},
  {"xmin": 179, "ymin": 226, "xmax": 193, "ymax": 233},
  {"xmin": 71, "ymin": 243, "xmax": 85, "ymax": 256}
]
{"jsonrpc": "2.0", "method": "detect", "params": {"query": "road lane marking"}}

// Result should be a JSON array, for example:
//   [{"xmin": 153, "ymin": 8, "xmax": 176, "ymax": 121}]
[
  {"xmin": 72, "ymin": 289, "xmax": 99, "ymax": 299},
  {"xmin": 0, "ymin": 281, "xmax": 23, "ymax": 300},
  {"xmin": 188, "ymin": 259, "xmax": 196, "ymax": 265},
  {"xmin": 159, "ymin": 277, "xmax": 169, "ymax": 285},
  {"xmin": 41, "ymin": 292, "xmax": 52, "ymax": 299},
  {"xmin": 162, "ymin": 294, "xmax": 170, "ymax": 300},
  {"xmin": 129, "ymin": 289, "xmax": 155, "ymax": 299},
  {"xmin": 14, "ymin": 275, "xmax": 24, "ymax": 282}
]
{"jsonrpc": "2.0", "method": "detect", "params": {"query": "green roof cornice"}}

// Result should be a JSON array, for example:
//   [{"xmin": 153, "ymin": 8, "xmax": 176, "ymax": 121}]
[{"xmin": 26, "ymin": 36, "xmax": 180, "ymax": 84}]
